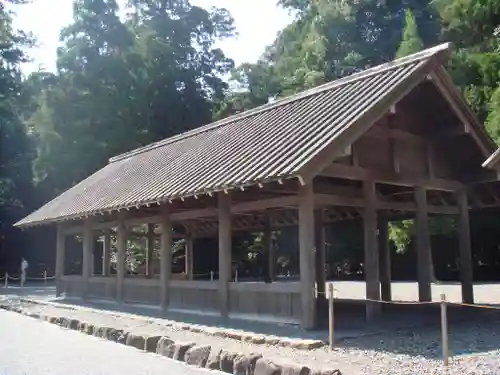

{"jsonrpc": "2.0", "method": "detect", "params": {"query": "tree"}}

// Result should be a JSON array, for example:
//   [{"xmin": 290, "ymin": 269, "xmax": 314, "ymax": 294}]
[
  {"xmin": 27, "ymin": 0, "xmax": 235, "ymax": 200},
  {"xmin": 396, "ymin": 9, "xmax": 424, "ymax": 58},
  {"xmin": 0, "ymin": 0, "xmax": 35, "ymax": 268}
]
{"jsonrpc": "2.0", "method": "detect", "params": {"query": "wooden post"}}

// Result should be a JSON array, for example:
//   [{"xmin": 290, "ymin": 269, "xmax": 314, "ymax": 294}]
[
  {"xmin": 457, "ymin": 189, "xmax": 474, "ymax": 304},
  {"xmin": 378, "ymin": 217, "xmax": 391, "ymax": 302},
  {"xmin": 263, "ymin": 213, "xmax": 274, "ymax": 283},
  {"xmin": 440, "ymin": 293, "xmax": 449, "ymax": 366},
  {"xmin": 328, "ymin": 283, "xmax": 335, "ymax": 350},
  {"xmin": 415, "ymin": 185, "xmax": 432, "ymax": 302},
  {"xmin": 363, "ymin": 179, "xmax": 381, "ymax": 319},
  {"xmin": 314, "ymin": 209, "xmax": 327, "ymax": 314},
  {"xmin": 146, "ymin": 223, "xmax": 155, "ymax": 277},
  {"xmin": 102, "ymin": 229, "xmax": 111, "ymax": 277},
  {"xmin": 210, "ymin": 271, "xmax": 214, "ymax": 281},
  {"xmin": 55, "ymin": 224, "xmax": 65, "ymax": 297},
  {"xmin": 160, "ymin": 206, "xmax": 172, "ymax": 310},
  {"xmin": 44, "ymin": 270, "xmax": 47, "ymax": 285},
  {"xmin": 218, "ymin": 192, "xmax": 232, "ymax": 317},
  {"xmin": 116, "ymin": 215, "xmax": 126, "ymax": 302},
  {"xmin": 185, "ymin": 236, "xmax": 194, "ymax": 281},
  {"xmin": 298, "ymin": 183, "xmax": 317, "ymax": 329},
  {"xmin": 82, "ymin": 219, "xmax": 93, "ymax": 298}
]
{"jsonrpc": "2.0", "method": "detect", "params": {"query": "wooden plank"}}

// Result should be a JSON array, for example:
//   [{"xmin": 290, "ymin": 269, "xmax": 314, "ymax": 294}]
[{"xmin": 319, "ymin": 163, "xmax": 463, "ymax": 191}]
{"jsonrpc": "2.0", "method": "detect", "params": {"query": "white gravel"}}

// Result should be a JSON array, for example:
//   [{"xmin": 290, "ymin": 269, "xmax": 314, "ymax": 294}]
[{"xmin": 6, "ymin": 298, "xmax": 500, "ymax": 375}]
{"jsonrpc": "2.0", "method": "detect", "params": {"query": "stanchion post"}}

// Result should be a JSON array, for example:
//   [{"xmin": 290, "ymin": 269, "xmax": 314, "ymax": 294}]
[
  {"xmin": 4, "ymin": 272, "xmax": 7, "ymax": 288},
  {"xmin": 44, "ymin": 270, "xmax": 47, "ymax": 285},
  {"xmin": 440, "ymin": 293, "xmax": 449, "ymax": 366},
  {"xmin": 210, "ymin": 271, "xmax": 214, "ymax": 281},
  {"xmin": 328, "ymin": 283, "xmax": 335, "ymax": 350},
  {"xmin": 235, "ymin": 270, "xmax": 238, "ymax": 283}
]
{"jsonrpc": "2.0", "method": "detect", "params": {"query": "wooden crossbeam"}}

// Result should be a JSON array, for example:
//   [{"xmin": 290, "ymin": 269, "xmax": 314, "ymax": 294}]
[{"xmin": 319, "ymin": 163, "xmax": 463, "ymax": 191}]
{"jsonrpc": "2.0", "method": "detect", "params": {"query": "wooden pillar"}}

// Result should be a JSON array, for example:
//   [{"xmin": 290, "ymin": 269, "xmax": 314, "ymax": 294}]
[
  {"xmin": 378, "ymin": 217, "xmax": 391, "ymax": 302},
  {"xmin": 185, "ymin": 236, "xmax": 193, "ymax": 280},
  {"xmin": 55, "ymin": 224, "xmax": 66, "ymax": 297},
  {"xmin": 160, "ymin": 207, "xmax": 172, "ymax": 310},
  {"xmin": 102, "ymin": 229, "xmax": 110, "ymax": 277},
  {"xmin": 82, "ymin": 219, "xmax": 93, "ymax": 298},
  {"xmin": 314, "ymin": 209, "xmax": 326, "ymax": 305},
  {"xmin": 146, "ymin": 223, "xmax": 155, "ymax": 277},
  {"xmin": 415, "ymin": 185, "xmax": 432, "ymax": 302},
  {"xmin": 298, "ymin": 184, "xmax": 316, "ymax": 329},
  {"xmin": 116, "ymin": 215, "xmax": 126, "ymax": 302},
  {"xmin": 218, "ymin": 192, "xmax": 232, "ymax": 317},
  {"xmin": 263, "ymin": 213, "xmax": 274, "ymax": 283},
  {"xmin": 457, "ymin": 189, "xmax": 474, "ymax": 304},
  {"xmin": 363, "ymin": 179, "xmax": 381, "ymax": 319}
]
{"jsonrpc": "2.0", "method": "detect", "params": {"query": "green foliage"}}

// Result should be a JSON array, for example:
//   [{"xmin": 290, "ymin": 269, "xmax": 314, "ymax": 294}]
[{"xmin": 396, "ymin": 9, "xmax": 424, "ymax": 58}]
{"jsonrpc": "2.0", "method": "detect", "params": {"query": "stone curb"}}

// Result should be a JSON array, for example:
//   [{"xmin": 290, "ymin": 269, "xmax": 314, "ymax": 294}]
[
  {"xmin": 17, "ymin": 297, "xmax": 325, "ymax": 350},
  {"xmin": 0, "ymin": 302, "xmax": 341, "ymax": 375}
]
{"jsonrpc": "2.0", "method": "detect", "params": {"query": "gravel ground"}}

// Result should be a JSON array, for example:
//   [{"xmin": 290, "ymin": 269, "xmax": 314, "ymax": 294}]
[{"xmin": 5, "ymin": 297, "xmax": 500, "ymax": 375}]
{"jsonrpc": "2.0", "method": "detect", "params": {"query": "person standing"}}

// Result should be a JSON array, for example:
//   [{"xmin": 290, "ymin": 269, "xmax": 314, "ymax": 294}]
[{"xmin": 20, "ymin": 258, "xmax": 29, "ymax": 287}]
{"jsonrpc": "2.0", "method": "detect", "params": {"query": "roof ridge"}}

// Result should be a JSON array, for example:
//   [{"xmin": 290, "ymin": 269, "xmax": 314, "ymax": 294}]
[{"xmin": 109, "ymin": 42, "xmax": 451, "ymax": 164}]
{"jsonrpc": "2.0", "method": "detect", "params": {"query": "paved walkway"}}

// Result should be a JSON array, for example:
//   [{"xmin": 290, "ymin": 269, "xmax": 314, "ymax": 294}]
[{"xmin": 0, "ymin": 309, "xmax": 223, "ymax": 375}]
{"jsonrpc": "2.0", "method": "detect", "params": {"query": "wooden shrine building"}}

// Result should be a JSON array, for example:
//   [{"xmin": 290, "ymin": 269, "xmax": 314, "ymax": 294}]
[{"xmin": 15, "ymin": 43, "xmax": 500, "ymax": 329}]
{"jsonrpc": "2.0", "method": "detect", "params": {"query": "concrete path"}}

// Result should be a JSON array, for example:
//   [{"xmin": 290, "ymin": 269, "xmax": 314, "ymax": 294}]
[{"xmin": 0, "ymin": 309, "xmax": 223, "ymax": 375}]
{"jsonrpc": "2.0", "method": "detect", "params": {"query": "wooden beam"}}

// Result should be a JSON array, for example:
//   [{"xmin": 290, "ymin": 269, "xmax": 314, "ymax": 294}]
[
  {"xmin": 315, "ymin": 193, "xmax": 458, "ymax": 214},
  {"xmin": 367, "ymin": 127, "xmax": 428, "ymax": 145},
  {"xmin": 319, "ymin": 163, "xmax": 463, "ymax": 191}
]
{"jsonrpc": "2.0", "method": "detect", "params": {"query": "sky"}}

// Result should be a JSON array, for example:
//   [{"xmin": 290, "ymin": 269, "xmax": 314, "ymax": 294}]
[{"xmin": 11, "ymin": 0, "xmax": 294, "ymax": 74}]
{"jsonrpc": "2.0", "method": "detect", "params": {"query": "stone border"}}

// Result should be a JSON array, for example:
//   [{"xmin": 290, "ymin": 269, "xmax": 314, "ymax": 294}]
[
  {"xmin": 0, "ymin": 303, "xmax": 341, "ymax": 375},
  {"xmin": 17, "ymin": 297, "xmax": 325, "ymax": 350}
]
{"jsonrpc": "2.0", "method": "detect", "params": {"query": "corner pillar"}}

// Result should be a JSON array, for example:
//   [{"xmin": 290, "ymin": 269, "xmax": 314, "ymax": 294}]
[
  {"xmin": 314, "ymin": 209, "xmax": 327, "ymax": 312},
  {"xmin": 457, "ymin": 189, "xmax": 474, "ymax": 304},
  {"xmin": 378, "ymin": 217, "xmax": 391, "ymax": 302},
  {"xmin": 116, "ymin": 215, "xmax": 126, "ymax": 302},
  {"xmin": 82, "ymin": 219, "xmax": 93, "ymax": 298},
  {"xmin": 218, "ymin": 192, "xmax": 232, "ymax": 317},
  {"xmin": 56, "ymin": 224, "xmax": 66, "ymax": 297},
  {"xmin": 263, "ymin": 213, "xmax": 274, "ymax": 283},
  {"xmin": 363, "ymin": 179, "xmax": 381, "ymax": 319},
  {"xmin": 415, "ymin": 185, "xmax": 432, "ymax": 302},
  {"xmin": 146, "ymin": 223, "xmax": 155, "ymax": 277},
  {"xmin": 160, "ymin": 207, "xmax": 172, "ymax": 310},
  {"xmin": 102, "ymin": 229, "xmax": 110, "ymax": 277},
  {"xmin": 298, "ymin": 183, "xmax": 316, "ymax": 329},
  {"xmin": 185, "ymin": 236, "xmax": 193, "ymax": 280}
]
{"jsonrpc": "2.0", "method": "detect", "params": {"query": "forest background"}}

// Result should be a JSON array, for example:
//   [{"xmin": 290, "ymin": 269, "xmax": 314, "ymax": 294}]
[{"xmin": 2, "ymin": 0, "xmax": 500, "ymax": 280}]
